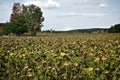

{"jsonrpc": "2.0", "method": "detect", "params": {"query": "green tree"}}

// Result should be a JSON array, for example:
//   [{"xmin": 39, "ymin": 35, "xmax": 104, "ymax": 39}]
[
  {"xmin": 108, "ymin": 24, "xmax": 120, "ymax": 33},
  {"xmin": 23, "ymin": 5, "xmax": 44, "ymax": 36},
  {"xmin": 3, "ymin": 3, "xmax": 44, "ymax": 36},
  {"xmin": 5, "ymin": 3, "xmax": 28, "ymax": 35},
  {"xmin": 0, "ymin": 23, "xmax": 5, "ymax": 35},
  {"xmin": 2, "ymin": 22, "xmax": 11, "ymax": 35}
]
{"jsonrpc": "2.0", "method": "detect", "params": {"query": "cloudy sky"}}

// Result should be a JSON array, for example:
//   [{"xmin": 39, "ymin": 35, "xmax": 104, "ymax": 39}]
[{"xmin": 0, "ymin": 0, "xmax": 120, "ymax": 31}]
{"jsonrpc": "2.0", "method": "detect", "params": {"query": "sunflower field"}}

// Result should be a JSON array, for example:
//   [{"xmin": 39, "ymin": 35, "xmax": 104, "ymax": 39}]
[{"xmin": 0, "ymin": 33, "xmax": 120, "ymax": 80}]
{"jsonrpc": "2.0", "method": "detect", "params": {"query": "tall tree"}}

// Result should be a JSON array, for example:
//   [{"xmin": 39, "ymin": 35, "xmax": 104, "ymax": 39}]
[
  {"xmin": 10, "ymin": 3, "xmax": 22, "ymax": 21},
  {"xmin": 3, "ymin": 3, "xmax": 44, "ymax": 35},
  {"xmin": 23, "ymin": 4, "xmax": 44, "ymax": 35},
  {"xmin": 9, "ymin": 3, "xmax": 27, "ymax": 35}
]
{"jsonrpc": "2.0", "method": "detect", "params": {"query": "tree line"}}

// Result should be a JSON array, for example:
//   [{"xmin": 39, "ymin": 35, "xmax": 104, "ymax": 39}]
[{"xmin": 108, "ymin": 24, "xmax": 120, "ymax": 33}]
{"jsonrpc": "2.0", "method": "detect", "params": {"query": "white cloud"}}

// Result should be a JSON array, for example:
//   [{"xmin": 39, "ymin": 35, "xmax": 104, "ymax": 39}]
[
  {"xmin": 61, "ymin": 12, "xmax": 106, "ymax": 17},
  {"xmin": 43, "ymin": 0, "xmax": 60, "ymax": 9},
  {"xmin": 74, "ymin": 0, "xmax": 108, "ymax": 8},
  {"xmin": 98, "ymin": 3, "xmax": 108, "ymax": 8},
  {"xmin": 24, "ymin": 0, "xmax": 60, "ymax": 9}
]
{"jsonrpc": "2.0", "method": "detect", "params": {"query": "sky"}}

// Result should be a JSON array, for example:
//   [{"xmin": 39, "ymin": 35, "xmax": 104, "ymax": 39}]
[{"xmin": 0, "ymin": 0, "xmax": 120, "ymax": 31}]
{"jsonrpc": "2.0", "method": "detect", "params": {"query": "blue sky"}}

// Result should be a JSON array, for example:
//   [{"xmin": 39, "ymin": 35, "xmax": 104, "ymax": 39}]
[{"xmin": 0, "ymin": 0, "xmax": 120, "ymax": 31}]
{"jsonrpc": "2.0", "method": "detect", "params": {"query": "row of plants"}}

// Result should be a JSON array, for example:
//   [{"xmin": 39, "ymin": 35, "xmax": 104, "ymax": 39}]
[{"xmin": 0, "ymin": 33, "xmax": 120, "ymax": 80}]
